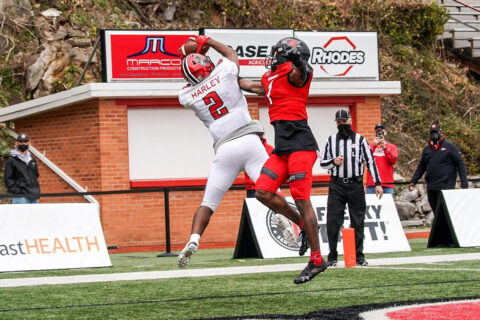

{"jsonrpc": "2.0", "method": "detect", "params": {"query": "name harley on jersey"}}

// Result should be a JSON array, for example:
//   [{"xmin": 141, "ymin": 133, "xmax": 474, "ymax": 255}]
[{"xmin": 191, "ymin": 76, "xmax": 220, "ymax": 99}]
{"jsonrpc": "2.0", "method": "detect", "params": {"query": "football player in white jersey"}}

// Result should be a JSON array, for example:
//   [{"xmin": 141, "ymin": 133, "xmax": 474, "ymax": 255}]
[{"xmin": 177, "ymin": 36, "xmax": 302, "ymax": 268}]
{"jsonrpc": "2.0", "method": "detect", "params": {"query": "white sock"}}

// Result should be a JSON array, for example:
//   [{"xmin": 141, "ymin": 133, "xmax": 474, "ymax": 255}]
[{"xmin": 189, "ymin": 233, "xmax": 200, "ymax": 246}]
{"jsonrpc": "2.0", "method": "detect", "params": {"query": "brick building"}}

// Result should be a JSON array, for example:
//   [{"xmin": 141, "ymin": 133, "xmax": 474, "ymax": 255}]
[{"xmin": 0, "ymin": 81, "xmax": 400, "ymax": 252}]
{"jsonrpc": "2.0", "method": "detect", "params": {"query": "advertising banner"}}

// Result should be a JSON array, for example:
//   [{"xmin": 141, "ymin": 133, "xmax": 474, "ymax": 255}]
[
  {"xmin": 235, "ymin": 194, "xmax": 410, "ymax": 259},
  {"xmin": 101, "ymin": 29, "xmax": 197, "ymax": 82},
  {"xmin": 428, "ymin": 189, "xmax": 480, "ymax": 247},
  {"xmin": 101, "ymin": 29, "xmax": 380, "ymax": 81},
  {"xmin": 294, "ymin": 31, "xmax": 379, "ymax": 80},
  {"xmin": 202, "ymin": 28, "xmax": 294, "ymax": 78},
  {"xmin": 0, "ymin": 203, "xmax": 111, "ymax": 272}
]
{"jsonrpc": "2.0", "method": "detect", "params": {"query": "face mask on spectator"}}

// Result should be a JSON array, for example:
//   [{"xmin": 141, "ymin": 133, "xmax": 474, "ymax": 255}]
[
  {"xmin": 17, "ymin": 145, "xmax": 29, "ymax": 152},
  {"xmin": 430, "ymin": 132, "xmax": 440, "ymax": 143}
]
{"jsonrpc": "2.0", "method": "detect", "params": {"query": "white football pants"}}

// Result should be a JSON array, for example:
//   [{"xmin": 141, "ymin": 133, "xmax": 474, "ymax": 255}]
[{"xmin": 201, "ymin": 133, "xmax": 268, "ymax": 211}]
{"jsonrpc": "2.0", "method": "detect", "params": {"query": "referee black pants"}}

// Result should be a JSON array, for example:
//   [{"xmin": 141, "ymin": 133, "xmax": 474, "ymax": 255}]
[{"xmin": 326, "ymin": 179, "xmax": 366, "ymax": 261}]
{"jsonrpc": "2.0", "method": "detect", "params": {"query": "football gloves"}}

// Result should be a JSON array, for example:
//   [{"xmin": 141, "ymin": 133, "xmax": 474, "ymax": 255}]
[{"xmin": 189, "ymin": 35, "xmax": 211, "ymax": 54}]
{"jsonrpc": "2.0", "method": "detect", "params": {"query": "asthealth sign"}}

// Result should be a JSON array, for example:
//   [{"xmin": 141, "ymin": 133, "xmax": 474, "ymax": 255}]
[{"xmin": 0, "ymin": 203, "xmax": 111, "ymax": 272}]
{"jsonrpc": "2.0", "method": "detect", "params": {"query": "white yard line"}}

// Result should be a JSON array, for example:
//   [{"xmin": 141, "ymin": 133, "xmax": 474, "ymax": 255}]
[
  {"xmin": 0, "ymin": 252, "xmax": 479, "ymax": 288},
  {"xmin": 367, "ymin": 266, "xmax": 480, "ymax": 272}
]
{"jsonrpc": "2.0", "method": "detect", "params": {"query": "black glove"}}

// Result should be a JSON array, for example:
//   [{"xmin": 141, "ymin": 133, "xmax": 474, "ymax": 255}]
[{"xmin": 286, "ymin": 48, "xmax": 304, "ymax": 67}]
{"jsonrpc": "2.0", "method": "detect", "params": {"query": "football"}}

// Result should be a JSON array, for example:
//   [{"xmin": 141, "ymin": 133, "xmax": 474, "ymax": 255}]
[{"xmin": 179, "ymin": 39, "xmax": 210, "ymax": 57}]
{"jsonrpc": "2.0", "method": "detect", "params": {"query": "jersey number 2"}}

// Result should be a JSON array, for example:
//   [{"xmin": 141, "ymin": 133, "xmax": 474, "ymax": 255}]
[{"xmin": 204, "ymin": 92, "xmax": 228, "ymax": 120}]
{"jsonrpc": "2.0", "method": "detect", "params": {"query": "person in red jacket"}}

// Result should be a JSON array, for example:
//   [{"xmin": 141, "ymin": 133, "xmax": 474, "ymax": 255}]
[{"xmin": 366, "ymin": 123, "xmax": 398, "ymax": 195}]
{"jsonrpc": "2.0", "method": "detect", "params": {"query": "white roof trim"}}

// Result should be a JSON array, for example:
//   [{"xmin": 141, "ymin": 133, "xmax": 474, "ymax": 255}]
[{"xmin": 0, "ymin": 80, "xmax": 401, "ymax": 122}]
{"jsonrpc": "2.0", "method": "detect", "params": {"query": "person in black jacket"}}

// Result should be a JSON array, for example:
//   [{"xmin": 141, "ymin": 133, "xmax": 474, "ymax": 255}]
[
  {"xmin": 409, "ymin": 124, "xmax": 468, "ymax": 214},
  {"xmin": 4, "ymin": 133, "xmax": 40, "ymax": 204}
]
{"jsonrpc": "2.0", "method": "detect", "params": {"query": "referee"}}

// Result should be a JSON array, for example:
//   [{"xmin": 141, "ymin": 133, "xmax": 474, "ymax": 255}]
[{"xmin": 320, "ymin": 109, "xmax": 383, "ymax": 267}]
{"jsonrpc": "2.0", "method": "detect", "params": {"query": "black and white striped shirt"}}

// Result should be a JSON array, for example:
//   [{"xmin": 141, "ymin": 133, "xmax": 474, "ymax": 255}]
[{"xmin": 320, "ymin": 133, "xmax": 381, "ymax": 184}]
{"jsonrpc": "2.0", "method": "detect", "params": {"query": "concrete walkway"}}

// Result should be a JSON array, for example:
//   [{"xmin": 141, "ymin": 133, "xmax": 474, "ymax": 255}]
[{"xmin": 1, "ymin": 252, "xmax": 479, "ymax": 288}]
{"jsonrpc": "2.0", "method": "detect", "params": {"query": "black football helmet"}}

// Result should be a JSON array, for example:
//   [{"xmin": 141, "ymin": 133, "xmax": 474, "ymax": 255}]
[{"xmin": 266, "ymin": 37, "xmax": 311, "ymax": 71}]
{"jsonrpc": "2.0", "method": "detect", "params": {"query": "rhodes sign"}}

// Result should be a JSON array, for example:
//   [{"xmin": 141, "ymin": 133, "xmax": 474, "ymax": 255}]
[
  {"xmin": 295, "ymin": 31, "xmax": 379, "ymax": 80},
  {"xmin": 101, "ymin": 30, "xmax": 197, "ymax": 82}
]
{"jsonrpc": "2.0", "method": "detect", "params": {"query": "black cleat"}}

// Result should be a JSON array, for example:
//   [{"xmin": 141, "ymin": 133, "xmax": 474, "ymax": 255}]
[
  {"xmin": 327, "ymin": 259, "xmax": 337, "ymax": 267},
  {"xmin": 294, "ymin": 259, "xmax": 328, "ymax": 284},
  {"xmin": 356, "ymin": 258, "xmax": 368, "ymax": 266},
  {"xmin": 298, "ymin": 230, "xmax": 309, "ymax": 256}
]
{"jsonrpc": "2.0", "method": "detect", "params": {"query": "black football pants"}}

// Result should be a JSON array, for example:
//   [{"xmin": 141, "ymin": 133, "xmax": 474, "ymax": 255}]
[{"xmin": 326, "ymin": 180, "xmax": 366, "ymax": 261}]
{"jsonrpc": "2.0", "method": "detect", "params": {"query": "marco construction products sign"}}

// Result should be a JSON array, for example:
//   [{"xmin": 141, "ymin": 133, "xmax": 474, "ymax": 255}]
[
  {"xmin": 0, "ymin": 203, "xmax": 111, "ymax": 272},
  {"xmin": 101, "ymin": 29, "xmax": 198, "ymax": 82}
]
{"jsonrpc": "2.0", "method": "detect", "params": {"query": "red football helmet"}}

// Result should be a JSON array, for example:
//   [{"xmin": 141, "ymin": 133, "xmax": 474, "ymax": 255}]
[{"xmin": 181, "ymin": 53, "xmax": 215, "ymax": 85}]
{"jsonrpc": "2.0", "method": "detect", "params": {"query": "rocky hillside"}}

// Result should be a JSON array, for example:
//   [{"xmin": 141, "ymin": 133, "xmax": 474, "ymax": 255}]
[{"xmin": 1, "ymin": 0, "xmax": 479, "ymax": 181}]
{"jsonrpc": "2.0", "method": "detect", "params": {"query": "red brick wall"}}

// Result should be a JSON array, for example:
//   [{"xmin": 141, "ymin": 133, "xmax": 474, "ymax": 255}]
[
  {"xmin": 14, "ymin": 100, "xmax": 101, "ymax": 203},
  {"xmin": 10, "ymin": 95, "xmax": 381, "ymax": 251},
  {"xmin": 355, "ymin": 96, "xmax": 382, "ymax": 142}
]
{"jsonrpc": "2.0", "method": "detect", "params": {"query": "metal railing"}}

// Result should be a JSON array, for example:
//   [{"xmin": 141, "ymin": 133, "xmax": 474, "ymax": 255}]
[{"xmin": 1, "ymin": 178, "xmax": 478, "ymax": 255}]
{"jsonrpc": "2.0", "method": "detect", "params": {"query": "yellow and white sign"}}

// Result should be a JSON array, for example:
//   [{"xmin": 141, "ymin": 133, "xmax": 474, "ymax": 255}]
[{"xmin": 0, "ymin": 203, "xmax": 111, "ymax": 272}]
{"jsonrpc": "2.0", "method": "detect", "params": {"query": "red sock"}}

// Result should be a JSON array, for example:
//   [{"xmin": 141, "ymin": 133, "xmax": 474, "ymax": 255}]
[
  {"xmin": 298, "ymin": 221, "xmax": 305, "ymax": 230},
  {"xmin": 310, "ymin": 251, "xmax": 323, "ymax": 265}
]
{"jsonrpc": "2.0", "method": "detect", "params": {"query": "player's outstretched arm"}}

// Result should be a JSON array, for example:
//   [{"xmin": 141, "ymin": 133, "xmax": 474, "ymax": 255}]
[
  {"xmin": 208, "ymin": 38, "xmax": 238, "ymax": 66},
  {"xmin": 239, "ymin": 78, "xmax": 265, "ymax": 96},
  {"xmin": 192, "ymin": 36, "xmax": 239, "ymax": 67}
]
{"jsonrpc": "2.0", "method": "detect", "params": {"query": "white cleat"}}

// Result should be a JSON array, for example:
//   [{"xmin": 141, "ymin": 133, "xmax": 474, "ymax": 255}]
[
  {"xmin": 177, "ymin": 242, "xmax": 198, "ymax": 269},
  {"xmin": 272, "ymin": 214, "xmax": 298, "ymax": 247}
]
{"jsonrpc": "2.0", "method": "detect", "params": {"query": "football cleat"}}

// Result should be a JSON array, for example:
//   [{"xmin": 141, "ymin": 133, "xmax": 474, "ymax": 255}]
[
  {"xmin": 294, "ymin": 259, "xmax": 328, "ymax": 284},
  {"xmin": 327, "ymin": 259, "xmax": 337, "ymax": 267},
  {"xmin": 177, "ymin": 241, "xmax": 198, "ymax": 269},
  {"xmin": 356, "ymin": 258, "xmax": 369, "ymax": 267},
  {"xmin": 272, "ymin": 213, "xmax": 298, "ymax": 247},
  {"xmin": 298, "ymin": 230, "xmax": 309, "ymax": 256}
]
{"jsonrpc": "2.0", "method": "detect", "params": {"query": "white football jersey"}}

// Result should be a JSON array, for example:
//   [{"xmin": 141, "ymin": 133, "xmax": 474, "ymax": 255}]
[{"xmin": 179, "ymin": 58, "xmax": 252, "ymax": 142}]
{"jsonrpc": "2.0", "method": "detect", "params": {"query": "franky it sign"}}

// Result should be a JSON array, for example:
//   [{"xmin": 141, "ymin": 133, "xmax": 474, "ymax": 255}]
[
  {"xmin": 101, "ymin": 30, "xmax": 197, "ymax": 82},
  {"xmin": 239, "ymin": 194, "xmax": 409, "ymax": 259}
]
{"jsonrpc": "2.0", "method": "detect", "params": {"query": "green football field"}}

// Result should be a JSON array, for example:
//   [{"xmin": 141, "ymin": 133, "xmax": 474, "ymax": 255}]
[{"xmin": 0, "ymin": 239, "xmax": 479, "ymax": 320}]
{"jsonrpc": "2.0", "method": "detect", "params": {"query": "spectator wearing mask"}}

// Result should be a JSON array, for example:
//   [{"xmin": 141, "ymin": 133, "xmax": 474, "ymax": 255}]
[
  {"xmin": 409, "ymin": 124, "xmax": 468, "ymax": 214},
  {"xmin": 366, "ymin": 123, "xmax": 398, "ymax": 195},
  {"xmin": 4, "ymin": 133, "xmax": 40, "ymax": 204}
]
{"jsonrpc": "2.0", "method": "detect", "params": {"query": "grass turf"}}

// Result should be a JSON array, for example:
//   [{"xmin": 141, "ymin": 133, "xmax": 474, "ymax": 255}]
[{"xmin": 0, "ymin": 239, "xmax": 479, "ymax": 319}]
